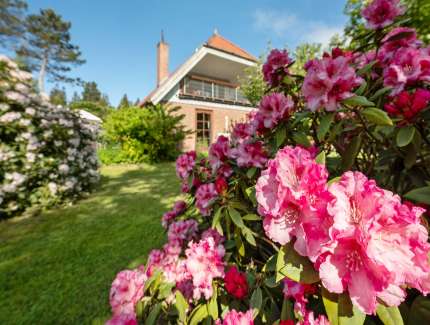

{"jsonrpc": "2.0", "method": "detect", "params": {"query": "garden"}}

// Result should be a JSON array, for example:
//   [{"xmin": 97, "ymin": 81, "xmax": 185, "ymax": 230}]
[{"xmin": 1, "ymin": 0, "xmax": 430, "ymax": 324}]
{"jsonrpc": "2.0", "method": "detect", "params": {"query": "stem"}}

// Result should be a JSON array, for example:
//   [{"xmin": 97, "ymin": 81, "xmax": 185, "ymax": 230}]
[{"xmin": 38, "ymin": 53, "xmax": 48, "ymax": 94}]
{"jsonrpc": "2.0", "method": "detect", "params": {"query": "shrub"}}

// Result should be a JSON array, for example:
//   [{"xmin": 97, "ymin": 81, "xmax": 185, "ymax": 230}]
[
  {"xmin": 102, "ymin": 104, "xmax": 189, "ymax": 164},
  {"xmin": 0, "ymin": 55, "xmax": 99, "ymax": 218},
  {"xmin": 104, "ymin": 2, "xmax": 430, "ymax": 324}
]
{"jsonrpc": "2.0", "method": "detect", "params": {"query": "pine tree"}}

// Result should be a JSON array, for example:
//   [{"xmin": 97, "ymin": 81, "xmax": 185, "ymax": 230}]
[
  {"xmin": 49, "ymin": 87, "xmax": 67, "ymax": 106},
  {"xmin": 70, "ymin": 91, "xmax": 80, "ymax": 104},
  {"xmin": 81, "ymin": 81, "xmax": 102, "ymax": 103},
  {"xmin": 0, "ymin": 0, "xmax": 27, "ymax": 50},
  {"xmin": 118, "ymin": 94, "xmax": 130, "ymax": 109},
  {"xmin": 17, "ymin": 8, "xmax": 85, "ymax": 93}
]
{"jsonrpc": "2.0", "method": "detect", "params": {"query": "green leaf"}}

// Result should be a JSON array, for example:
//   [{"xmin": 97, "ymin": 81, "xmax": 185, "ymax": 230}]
[
  {"xmin": 404, "ymin": 143, "xmax": 417, "ymax": 169},
  {"xmin": 341, "ymin": 134, "xmax": 362, "ymax": 170},
  {"xmin": 235, "ymin": 233, "xmax": 245, "ymax": 256},
  {"xmin": 396, "ymin": 126, "xmax": 415, "ymax": 147},
  {"xmin": 369, "ymin": 87, "xmax": 392, "ymax": 101},
  {"xmin": 404, "ymin": 186, "xmax": 430, "ymax": 205},
  {"xmin": 250, "ymin": 287, "xmax": 263, "ymax": 315},
  {"xmin": 338, "ymin": 293, "xmax": 366, "ymax": 325},
  {"xmin": 322, "ymin": 288, "xmax": 339, "ymax": 325},
  {"xmin": 408, "ymin": 296, "xmax": 430, "ymax": 325},
  {"xmin": 145, "ymin": 303, "xmax": 162, "ymax": 325},
  {"xmin": 355, "ymin": 80, "xmax": 367, "ymax": 95},
  {"xmin": 189, "ymin": 304, "xmax": 209, "ymax": 325},
  {"xmin": 212, "ymin": 207, "xmax": 224, "ymax": 228},
  {"xmin": 207, "ymin": 289, "xmax": 218, "ymax": 320},
  {"xmin": 264, "ymin": 275, "xmax": 278, "ymax": 288},
  {"xmin": 293, "ymin": 131, "xmax": 311, "ymax": 147},
  {"xmin": 317, "ymin": 113, "xmax": 334, "ymax": 141},
  {"xmin": 276, "ymin": 125, "xmax": 287, "ymax": 148},
  {"xmin": 242, "ymin": 214, "xmax": 261, "ymax": 221},
  {"xmin": 157, "ymin": 282, "xmax": 174, "ymax": 299},
  {"xmin": 242, "ymin": 227, "xmax": 257, "ymax": 246},
  {"xmin": 342, "ymin": 95, "xmax": 374, "ymax": 107},
  {"xmin": 276, "ymin": 243, "xmax": 319, "ymax": 284},
  {"xmin": 228, "ymin": 206, "xmax": 245, "ymax": 228},
  {"xmin": 175, "ymin": 291, "xmax": 189, "ymax": 324},
  {"xmin": 376, "ymin": 305, "xmax": 404, "ymax": 325},
  {"xmin": 357, "ymin": 60, "xmax": 378, "ymax": 75},
  {"xmin": 245, "ymin": 186, "xmax": 257, "ymax": 207},
  {"xmin": 362, "ymin": 107, "xmax": 393, "ymax": 126},
  {"xmin": 246, "ymin": 167, "xmax": 257, "ymax": 179},
  {"xmin": 384, "ymin": 30, "xmax": 415, "ymax": 43},
  {"xmin": 315, "ymin": 151, "xmax": 326, "ymax": 165},
  {"xmin": 263, "ymin": 254, "xmax": 277, "ymax": 273},
  {"xmin": 328, "ymin": 176, "xmax": 341, "ymax": 186}
]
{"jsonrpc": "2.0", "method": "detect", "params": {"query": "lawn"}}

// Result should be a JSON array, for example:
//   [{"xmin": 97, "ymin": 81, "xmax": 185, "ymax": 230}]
[{"xmin": 0, "ymin": 163, "xmax": 180, "ymax": 325}]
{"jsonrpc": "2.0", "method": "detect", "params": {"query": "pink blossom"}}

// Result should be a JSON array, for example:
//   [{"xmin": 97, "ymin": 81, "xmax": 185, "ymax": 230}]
[
  {"xmin": 263, "ymin": 49, "xmax": 293, "ymax": 87},
  {"xmin": 167, "ymin": 219, "xmax": 198, "ymax": 244},
  {"xmin": 215, "ymin": 309, "xmax": 254, "ymax": 325},
  {"xmin": 362, "ymin": 0, "xmax": 405, "ymax": 29},
  {"xmin": 109, "ymin": 270, "xmax": 146, "ymax": 316},
  {"xmin": 302, "ymin": 55, "xmax": 362, "ymax": 111},
  {"xmin": 209, "ymin": 136, "xmax": 230, "ymax": 173},
  {"xmin": 229, "ymin": 140, "xmax": 268, "ymax": 168},
  {"xmin": 256, "ymin": 146, "xmax": 332, "ymax": 261},
  {"xmin": 145, "ymin": 249, "xmax": 165, "ymax": 276},
  {"xmin": 231, "ymin": 122, "xmax": 254, "ymax": 144},
  {"xmin": 185, "ymin": 236, "xmax": 225, "ymax": 300},
  {"xmin": 162, "ymin": 200, "xmax": 187, "ymax": 228},
  {"xmin": 195, "ymin": 183, "xmax": 218, "ymax": 216},
  {"xmin": 105, "ymin": 313, "xmax": 137, "ymax": 325},
  {"xmin": 378, "ymin": 27, "xmax": 421, "ymax": 63},
  {"xmin": 283, "ymin": 278, "xmax": 315, "ymax": 302},
  {"xmin": 201, "ymin": 228, "xmax": 224, "ymax": 245},
  {"xmin": 255, "ymin": 93, "xmax": 294, "ymax": 129},
  {"xmin": 298, "ymin": 311, "xmax": 330, "ymax": 325},
  {"xmin": 176, "ymin": 151, "xmax": 196, "ymax": 180}
]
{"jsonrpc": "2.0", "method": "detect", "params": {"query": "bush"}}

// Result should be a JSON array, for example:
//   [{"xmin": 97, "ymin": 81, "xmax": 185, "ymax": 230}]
[
  {"xmin": 104, "ymin": 2, "xmax": 430, "ymax": 324},
  {"xmin": 102, "ymin": 104, "xmax": 189, "ymax": 164},
  {"xmin": 0, "ymin": 55, "xmax": 99, "ymax": 218}
]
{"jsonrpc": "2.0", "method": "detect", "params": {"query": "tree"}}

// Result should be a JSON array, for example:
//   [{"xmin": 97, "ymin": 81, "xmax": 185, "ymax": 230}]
[
  {"xmin": 17, "ymin": 8, "xmax": 85, "ymax": 93},
  {"xmin": 0, "ymin": 0, "xmax": 27, "ymax": 50},
  {"xmin": 49, "ymin": 87, "xmax": 67, "ymax": 106},
  {"xmin": 70, "ymin": 91, "xmax": 80, "ymax": 104},
  {"xmin": 239, "ymin": 58, "xmax": 266, "ymax": 106},
  {"xmin": 81, "ymin": 81, "xmax": 102, "ymax": 102},
  {"xmin": 118, "ymin": 94, "xmax": 130, "ymax": 109},
  {"xmin": 290, "ymin": 42, "xmax": 322, "ymax": 75}
]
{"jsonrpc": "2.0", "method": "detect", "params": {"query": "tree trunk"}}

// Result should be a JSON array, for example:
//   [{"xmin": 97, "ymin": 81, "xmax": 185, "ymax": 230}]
[{"xmin": 38, "ymin": 54, "xmax": 48, "ymax": 94}]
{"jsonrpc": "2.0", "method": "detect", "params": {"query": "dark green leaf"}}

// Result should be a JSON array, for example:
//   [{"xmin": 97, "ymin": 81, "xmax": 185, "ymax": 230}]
[
  {"xmin": 228, "ymin": 206, "xmax": 245, "ymax": 228},
  {"xmin": 396, "ymin": 126, "xmax": 415, "ymax": 147},
  {"xmin": 245, "ymin": 186, "xmax": 257, "ymax": 207},
  {"xmin": 247, "ymin": 167, "xmax": 257, "ymax": 179},
  {"xmin": 342, "ymin": 95, "xmax": 374, "ymax": 107},
  {"xmin": 212, "ymin": 207, "xmax": 224, "ymax": 228},
  {"xmin": 341, "ymin": 134, "xmax": 362, "ymax": 170},
  {"xmin": 408, "ymin": 296, "xmax": 430, "ymax": 325},
  {"xmin": 243, "ymin": 214, "xmax": 261, "ymax": 221},
  {"xmin": 145, "ymin": 303, "xmax": 162, "ymax": 325},
  {"xmin": 369, "ymin": 87, "xmax": 392, "ymax": 101},
  {"xmin": 250, "ymin": 287, "xmax": 263, "ymax": 314},
  {"xmin": 338, "ymin": 293, "xmax": 365, "ymax": 325},
  {"xmin": 293, "ymin": 132, "xmax": 311, "ymax": 147},
  {"xmin": 362, "ymin": 107, "xmax": 393, "ymax": 126},
  {"xmin": 376, "ymin": 305, "xmax": 404, "ymax": 325},
  {"xmin": 357, "ymin": 60, "xmax": 378, "ymax": 75},
  {"xmin": 404, "ymin": 186, "xmax": 430, "ymax": 205},
  {"xmin": 322, "ymin": 287, "xmax": 339, "ymax": 325},
  {"xmin": 276, "ymin": 125, "xmax": 287, "ymax": 148},
  {"xmin": 263, "ymin": 254, "xmax": 277, "ymax": 273},
  {"xmin": 355, "ymin": 80, "xmax": 367, "ymax": 95},
  {"xmin": 242, "ymin": 227, "xmax": 257, "ymax": 246},
  {"xmin": 264, "ymin": 275, "xmax": 278, "ymax": 288},
  {"xmin": 317, "ymin": 113, "xmax": 335, "ymax": 141}
]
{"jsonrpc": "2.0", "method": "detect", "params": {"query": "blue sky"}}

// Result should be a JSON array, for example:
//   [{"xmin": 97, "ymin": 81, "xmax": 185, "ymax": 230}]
[{"xmin": 27, "ymin": 0, "xmax": 349, "ymax": 106}]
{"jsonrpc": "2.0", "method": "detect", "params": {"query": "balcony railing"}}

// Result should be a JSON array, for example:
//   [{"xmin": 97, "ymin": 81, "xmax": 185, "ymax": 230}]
[{"xmin": 180, "ymin": 76, "xmax": 250, "ymax": 106}]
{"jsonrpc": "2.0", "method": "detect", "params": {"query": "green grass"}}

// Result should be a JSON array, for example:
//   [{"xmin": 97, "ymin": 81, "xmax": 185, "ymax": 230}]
[{"xmin": 0, "ymin": 163, "xmax": 180, "ymax": 325}]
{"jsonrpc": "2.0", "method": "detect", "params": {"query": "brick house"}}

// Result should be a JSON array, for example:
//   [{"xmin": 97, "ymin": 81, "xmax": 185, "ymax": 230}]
[{"xmin": 141, "ymin": 31, "xmax": 257, "ymax": 152}]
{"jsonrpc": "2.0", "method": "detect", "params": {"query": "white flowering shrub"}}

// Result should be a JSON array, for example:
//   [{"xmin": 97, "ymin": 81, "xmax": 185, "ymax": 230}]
[{"xmin": 0, "ymin": 55, "xmax": 100, "ymax": 218}]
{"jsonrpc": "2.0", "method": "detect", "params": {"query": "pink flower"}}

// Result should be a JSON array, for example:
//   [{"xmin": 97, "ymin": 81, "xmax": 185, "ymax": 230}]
[
  {"xmin": 384, "ymin": 88, "xmax": 430, "ymax": 121},
  {"xmin": 185, "ymin": 236, "xmax": 225, "ymax": 300},
  {"xmin": 378, "ymin": 27, "xmax": 421, "ymax": 63},
  {"xmin": 302, "ymin": 54, "xmax": 362, "ymax": 111},
  {"xmin": 298, "ymin": 311, "xmax": 330, "ymax": 325},
  {"xmin": 195, "ymin": 183, "xmax": 218, "ymax": 216},
  {"xmin": 229, "ymin": 140, "xmax": 268, "ymax": 168},
  {"xmin": 209, "ymin": 136, "xmax": 230, "ymax": 173},
  {"xmin": 256, "ymin": 93, "xmax": 294, "ymax": 129},
  {"xmin": 109, "ymin": 270, "xmax": 146, "ymax": 316},
  {"xmin": 231, "ymin": 122, "xmax": 254, "ymax": 144},
  {"xmin": 162, "ymin": 200, "xmax": 187, "ymax": 228},
  {"xmin": 176, "ymin": 151, "xmax": 196, "ymax": 180},
  {"xmin": 167, "ymin": 219, "xmax": 198, "ymax": 244},
  {"xmin": 105, "ymin": 313, "xmax": 137, "ymax": 325},
  {"xmin": 283, "ymin": 278, "xmax": 315, "ymax": 302},
  {"xmin": 216, "ymin": 309, "xmax": 254, "ymax": 325},
  {"xmin": 256, "ymin": 146, "xmax": 332, "ymax": 261},
  {"xmin": 362, "ymin": 0, "xmax": 405, "ymax": 29},
  {"xmin": 263, "ymin": 49, "xmax": 293, "ymax": 87},
  {"xmin": 145, "ymin": 249, "xmax": 165, "ymax": 276},
  {"xmin": 318, "ymin": 171, "xmax": 430, "ymax": 314},
  {"xmin": 201, "ymin": 228, "xmax": 224, "ymax": 245}
]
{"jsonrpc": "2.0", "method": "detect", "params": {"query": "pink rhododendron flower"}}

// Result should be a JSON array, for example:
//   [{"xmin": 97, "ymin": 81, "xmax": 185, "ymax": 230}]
[
  {"xmin": 229, "ymin": 140, "xmax": 268, "ymax": 168},
  {"xmin": 255, "ymin": 93, "xmax": 294, "ymax": 129},
  {"xmin": 302, "ymin": 54, "xmax": 362, "ymax": 111},
  {"xmin": 378, "ymin": 27, "xmax": 421, "ymax": 63},
  {"xmin": 362, "ymin": 0, "xmax": 405, "ymax": 29},
  {"xmin": 105, "ymin": 313, "xmax": 137, "ymax": 325},
  {"xmin": 145, "ymin": 249, "xmax": 165, "ymax": 276},
  {"xmin": 176, "ymin": 151, "xmax": 196, "ymax": 180},
  {"xmin": 231, "ymin": 122, "xmax": 254, "ymax": 144},
  {"xmin": 299, "ymin": 311, "xmax": 330, "ymax": 325},
  {"xmin": 215, "ymin": 309, "xmax": 254, "ymax": 325},
  {"xmin": 283, "ymin": 278, "xmax": 315, "ymax": 302},
  {"xmin": 167, "ymin": 219, "xmax": 198, "ymax": 244},
  {"xmin": 201, "ymin": 227, "xmax": 224, "ymax": 245},
  {"xmin": 195, "ymin": 183, "xmax": 218, "ymax": 216},
  {"xmin": 384, "ymin": 88, "xmax": 430, "ymax": 121},
  {"xmin": 318, "ymin": 171, "xmax": 430, "ymax": 314},
  {"xmin": 215, "ymin": 176, "xmax": 228, "ymax": 195},
  {"xmin": 185, "ymin": 236, "xmax": 225, "ymax": 300},
  {"xmin": 209, "ymin": 136, "xmax": 230, "ymax": 172},
  {"xmin": 256, "ymin": 146, "xmax": 332, "ymax": 261},
  {"xmin": 263, "ymin": 49, "xmax": 293, "ymax": 87},
  {"xmin": 162, "ymin": 200, "xmax": 187, "ymax": 228},
  {"xmin": 109, "ymin": 270, "xmax": 146, "ymax": 316}
]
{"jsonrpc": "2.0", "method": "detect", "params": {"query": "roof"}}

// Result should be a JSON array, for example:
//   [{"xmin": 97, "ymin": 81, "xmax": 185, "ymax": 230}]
[
  {"xmin": 204, "ymin": 33, "xmax": 257, "ymax": 62},
  {"xmin": 78, "ymin": 109, "xmax": 102, "ymax": 123}
]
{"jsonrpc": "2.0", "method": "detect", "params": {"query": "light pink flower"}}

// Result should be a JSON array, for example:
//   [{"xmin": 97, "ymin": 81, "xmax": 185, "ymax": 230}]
[
  {"xmin": 185, "ymin": 236, "xmax": 225, "ymax": 300},
  {"xmin": 176, "ymin": 151, "xmax": 196, "ymax": 180},
  {"xmin": 105, "ymin": 313, "xmax": 137, "ymax": 325},
  {"xmin": 167, "ymin": 219, "xmax": 198, "ymax": 244},
  {"xmin": 302, "ymin": 55, "xmax": 362, "ymax": 111},
  {"xmin": 298, "ymin": 311, "xmax": 330, "ymax": 325},
  {"xmin": 215, "ymin": 309, "xmax": 254, "ymax": 325},
  {"xmin": 263, "ymin": 49, "xmax": 293, "ymax": 88},
  {"xmin": 229, "ymin": 140, "xmax": 268, "ymax": 168},
  {"xmin": 109, "ymin": 270, "xmax": 146, "ymax": 316},
  {"xmin": 209, "ymin": 135, "xmax": 230, "ymax": 173},
  {"xmin": 255, "ymin": 93, "xmax": 294, "ymax": 129},
  {"xmin": 256, "ymin": 146, "xmax": 332, "ymax": 261},
  {"xmin": 362, "ymin": 0, "xmax": 405, "ymax": 29},
  {"xmin": 195, "ymin": 183, "xmax": 218, "ymax": 216}
]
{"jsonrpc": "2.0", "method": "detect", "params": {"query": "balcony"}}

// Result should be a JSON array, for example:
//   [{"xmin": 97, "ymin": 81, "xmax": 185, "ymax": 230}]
[{"xmin": 179, "ymin": 75, "xmax": 251, "ymax": 106}]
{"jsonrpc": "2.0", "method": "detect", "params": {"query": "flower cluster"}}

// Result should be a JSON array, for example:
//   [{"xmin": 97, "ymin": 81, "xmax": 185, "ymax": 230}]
[
  {"xmin": 362, "ymin": 0, "xmax": 405, "ymax": 30},
  {"xmin": 262, "ymin": 49, "xmax": 293, "ymax": 88},
  {"xmin": 215, "ymin": 309, "xmax": 254, "ymax": 325},
  {"xmin": 0, "ymin": 55, "xmax": 99, "ymax": 217},
  {"xmin": 161, "ymin": 200, "xmax": 187, "ymax": 228}
]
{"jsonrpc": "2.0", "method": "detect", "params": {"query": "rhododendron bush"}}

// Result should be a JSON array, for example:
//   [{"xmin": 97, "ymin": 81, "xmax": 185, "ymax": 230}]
[
  {"xmin": 0, "ymin": 55, "xmax": 99, "ymax": 217},
  {"xmin": 105, "ymin": 1, "xmax": 430, "ymax": 324}
]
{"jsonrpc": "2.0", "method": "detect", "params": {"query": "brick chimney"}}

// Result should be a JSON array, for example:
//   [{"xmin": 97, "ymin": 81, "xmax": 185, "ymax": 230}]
[{"xmin": 157, "ymin": 30, "xmax": 169, "ymax": 86}]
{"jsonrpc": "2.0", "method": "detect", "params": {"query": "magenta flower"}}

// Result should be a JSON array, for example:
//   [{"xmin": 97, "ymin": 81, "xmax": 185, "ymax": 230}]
[
  {"xmin": 105, "ymin": 313, "xmax": 137, "ymax": 325},
  {"xmin": 362, "ymin": 0, "xmax": 405, "ymax": 29},
  {"xmin": 229, "ymin": 140, "xmax": 268, "ymax": 168},
  {"xmin": 256, "ymin": 93, "xmax": 294, "ymax": 129},
  {"xmin": 215, "ymin": 309, "xmax": 254, "ymax": 325},
  {"xmin": 167, "ymin": 219, "xmax": 198, "ymax": 244},
  {"xmin": 209, "ymin": 135, "xmax": 230, "ymax": 173},
  {"xmin": 195, "ymin": 183, "xmax": 218, "ymax": 216},
  {"xmin": 185, "ymin": 236, "xmax": 225, "ymax": 300},
  {"xmin": 378, "ymin": 27, "xmax": 421, "ymax": 63},
  {"xmin": 176, "ymin": 151, "xmax": 196, "ymax": 180},
  {"xmin": 255, "ymin": 146, "xmax": 332, "ymax": 261},
  {"xmin": 162, "ymin": 200, "xmax": 187, "ymax": 228},
  {"xmin": 302, "ymin": 54, "xmax": 362, "ymax": 111},
  {"xmin": 263, "ymin": 49, "xmax": 293, "ymax": 88},
  {"xmin": 231, "ymin": 122, "xmax": 254, "ymax": 144},
  {"xmin": 109, "ymin": 270, "xmax": 146, "ymax": 316}
]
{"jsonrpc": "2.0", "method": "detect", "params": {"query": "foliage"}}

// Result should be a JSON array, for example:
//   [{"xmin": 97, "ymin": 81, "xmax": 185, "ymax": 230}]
[
  {"xmin": 103, "ymin": 104, "xmax": 189, "ymax": 164},
  {"xmin": 0, "ymin": 0, "xmax": 27, "ymax": 50},
  {"xmin": 69, "ymin": 100, "xmax": 112, "ymax": 120},
  {"xmin": 49, "ymin": 86, "xmax": 67, "ymax": 106},
  {"xmin": 118, "ymin": 93, "xmax": 131, "ymax": 109},
  {"xmin": 290, "ymin": 42, "xmax": 322, "ymax": 75},
  {"xmin": 16, "ymin": 8, "xmax": 85, "ymax": 92},
  {"xmin": 0, "ymin": 55, "xmax": 99, "ymax": 218},
  {"xmin": 239, "ymin": 56, "xmax": 266, "ymax": 106}
]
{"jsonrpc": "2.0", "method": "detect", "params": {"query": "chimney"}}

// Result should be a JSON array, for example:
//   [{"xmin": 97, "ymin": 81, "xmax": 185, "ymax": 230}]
[{"xmin": 157, "ymin": 30, "xmax": 169, "ymax": 86}]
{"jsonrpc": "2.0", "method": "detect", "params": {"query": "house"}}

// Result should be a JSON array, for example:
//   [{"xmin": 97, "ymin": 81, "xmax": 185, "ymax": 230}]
[{"xmin": 141, "ymin": 30, "xmax": 257, "ymax": 152}]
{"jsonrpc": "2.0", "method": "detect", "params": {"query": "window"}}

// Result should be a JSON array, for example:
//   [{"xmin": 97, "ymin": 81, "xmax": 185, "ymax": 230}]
[{"xmin": 196, "ymin": 111, "xmax": 211, "ymax": 150}]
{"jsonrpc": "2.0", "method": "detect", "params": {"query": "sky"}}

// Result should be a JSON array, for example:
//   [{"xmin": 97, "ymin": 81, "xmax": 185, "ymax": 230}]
[{"xmin": 26, "ymin": 0, "xmax": 349, "ymax": 106}]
